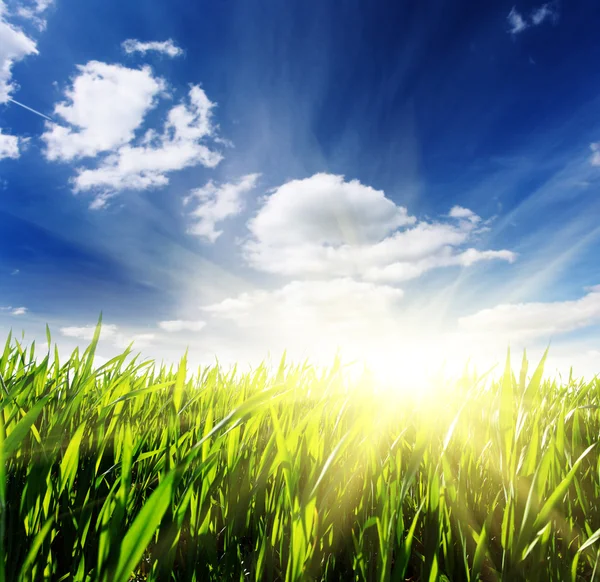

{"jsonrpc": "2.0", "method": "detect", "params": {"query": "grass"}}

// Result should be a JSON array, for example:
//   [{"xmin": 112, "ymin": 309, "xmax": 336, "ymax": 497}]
[{"xmin": 1, "ymin": 322, "xmax": 600, "ymax": 581}]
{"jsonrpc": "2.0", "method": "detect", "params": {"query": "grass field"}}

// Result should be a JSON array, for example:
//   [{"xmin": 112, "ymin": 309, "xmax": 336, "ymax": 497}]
[{"xmin": 1, "ymin": 324, "xmax": 600, "ymax": 581}]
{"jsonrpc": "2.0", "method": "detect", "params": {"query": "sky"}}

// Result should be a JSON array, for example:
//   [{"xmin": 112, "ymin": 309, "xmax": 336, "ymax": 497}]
[{"xmin": 1, "ymin": 0, "xmax": 600, "ymax": 385}]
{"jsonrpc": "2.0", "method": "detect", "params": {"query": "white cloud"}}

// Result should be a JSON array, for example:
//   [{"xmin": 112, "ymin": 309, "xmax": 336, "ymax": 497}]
[
  {"xmin": 15, "ymin": 0, "xmax": 54, "ymax": 29},
  {"xmin": 459, "ymin": 286, "xmax": 600, "ymax": 340},
  {"xmin": 158, "ymin": 320, "xmax": 206, "ymax": 332},
  {"xmin": 507, "ymin": 7, "xmax": 528, "ymax": 34},
  {"xmin": 42, "ymin": 60, "xmax": 224, "ymax": 208},
  {"xmin": 364, "ymin": 247, "xmax": 516, "ymax": 283},
  {"xmin": 243, "ymin": 173, "xmax": 515, "ymax": 282},
  {"xmin": 0, "ymin": 4, "xmax": 38, "ymax": 103},
  {"xmin": 448, "ymin": 205, "xmax": 480, "ymax": 223},
  {"xmin": 60, "ymin": 323, "xmax": 119, "ymax": 340},
  {"xmin": 1, "ymin": 305, "xmax": 28, "ymax": 315},
  {"xmin": 590, "ymin": 143, "xmax": 600, "ymax": 167},
  {"xmin": 122, "ymin": 39, "xmax": 183, "ymax": 58},
  {"xmin": 0, "ymin": 128, "xmax": 20, "ymax": 158},
  {"xmin": 42, "ymin": 62, "xmax": 166, "ymax": 161},
  {"xmin": 113, "ymin": 332, "xmax": 155, "ymax": 349},
  {"xmin": 72, "ymin": 84, "xmax": 223, "ymax": 201},
  {"xmin": 60, "ymin": 323, "xmax": 155, "ymax": 349},
  {"xmin": 531, "ymin": 3, "xmax": 559, "ymax": 26},
  {"xmin": 204, "ymin": 278, "xmax": 405, "ymax": 358},
  {"xmin": 249, "ymin": 173, "xmax": 415, "ymax": 247},
  {"xmin": 185, "ymin": 173, "xmax": 260, "ymax": 242}
]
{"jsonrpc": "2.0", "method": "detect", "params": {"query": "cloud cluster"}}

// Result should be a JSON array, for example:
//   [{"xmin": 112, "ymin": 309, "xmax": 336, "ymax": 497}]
[
  {"xmin": 185, "ymin": 173, "xmax": 260, "ymax": 242},
  {"xmin": 507, "ymin": 3, "xmax": 559, "ymax": 35},
  {"xmin": 122, "ymin": 39, "xmax": 183, "ymax": 58},
  {"xmin": 191, "ymin": 173, "xmax": 519, "ymax": 368},
  {"xmin": 44, "ymin": 62, "xmax": 223, "ymax": 207},
  {"xmin": 242, "ymin": 173, "xmax": 515, "ymax": 282}
]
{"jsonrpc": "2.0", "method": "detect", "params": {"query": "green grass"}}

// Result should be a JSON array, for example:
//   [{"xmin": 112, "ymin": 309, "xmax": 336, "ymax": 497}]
[{"xmin": 1, "ymin": 322, "xmax": 600, "ymax": 581}]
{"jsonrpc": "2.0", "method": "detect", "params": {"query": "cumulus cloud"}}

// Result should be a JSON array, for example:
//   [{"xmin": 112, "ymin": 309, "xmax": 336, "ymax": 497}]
[
  {"xmin": 122, "ymin": 39, "xmax": 183, "ymax": 58},
  {"xmin": 0, "ymin": 305, "xmax": 27, "ymax": 315},
  {"xmin": 243, "ymin": 173, "xmax": 515, "ymax": 282},
  {"xmin": 158, "ymin": 320, "xmax": 206, "ymax": 332},
  {"xmin": 185, "ymin": 173, "xmax": 260, "ymax": 242},
  {"xmin": 459, "ymin": 286, "xmax": 600, "ymax": 341},
  {"xmin": 60, "ymin": 323, "xmax": 155, "ymax": 348},
  {"xmin": 42, "ymin": 62, "xmax": 166, "ymax": 161},
  {"xmin": 0, "ymin": 128, "xmax": 20, "ymax": 158},
  {"xmin": 0, "ymin": 4, "xmax": 38, "ymax": 103},
  {"xmin": 72, "ymin": 84, "xmax": 222, "ymax": 201}
]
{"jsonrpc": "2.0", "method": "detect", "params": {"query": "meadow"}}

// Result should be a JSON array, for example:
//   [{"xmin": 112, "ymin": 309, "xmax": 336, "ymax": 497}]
[{"xmin": 1, "ymin": 323, "xmax": 600, "ymax": 581}]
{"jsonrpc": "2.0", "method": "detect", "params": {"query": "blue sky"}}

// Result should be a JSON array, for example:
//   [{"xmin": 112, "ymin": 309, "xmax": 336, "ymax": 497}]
[{"xmin": 1, "ymin": 0, "xmax": 600, "ymax": 381}]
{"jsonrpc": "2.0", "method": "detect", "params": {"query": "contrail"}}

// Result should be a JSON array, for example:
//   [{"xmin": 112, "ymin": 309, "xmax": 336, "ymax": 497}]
[{"xmin": 7, "ymin": 98, "xmax": 54, "ymax": 122}]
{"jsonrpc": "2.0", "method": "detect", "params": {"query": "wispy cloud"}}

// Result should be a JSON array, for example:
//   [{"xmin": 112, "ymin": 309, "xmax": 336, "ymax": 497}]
[
  {"xmin": 60, "ymin": 323, "xmax": 155, "ymax": 348},
  {"xmin": 1, "ymin": 306, "xmax": 28, "ymax": 316},
  {"xmin": 459, "ymin": 285, "xmax": 600, "ymax": 341},
  {"xmin": 15, "ymin": 2, "xmax": 53, "ymax": 30},
  {"xmin": 60, "ymin": 323, "xmax": 119, "ymax": 340},
  {"xmin": 122, "ymin": 39, "xmax": 184, "ymax": 58},
  {"xmin": 507, "ymin": 7, "xmax": 528, "ymax": 35},
  {"xmin": 507, "ymin": 3, "xmax": 559, "ymax": 35},
  {"xmin": 185, "ymin": 173, "xmax": 260, "ymax": 242},
  {"xmin": 531, "ymin": 2, "xmax": 559, "ymax": 26},
  {"xmin": 158, "ymin": 320, "xmax": 206, "ymax": 332},
  {"xmin": 590, "ymin": 143, "xmax": 600, "ymax": 167}
]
